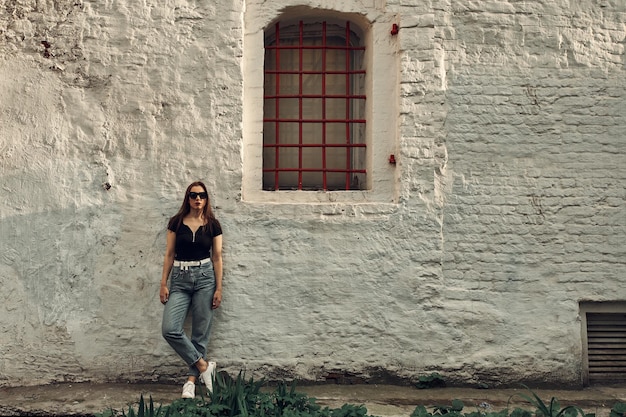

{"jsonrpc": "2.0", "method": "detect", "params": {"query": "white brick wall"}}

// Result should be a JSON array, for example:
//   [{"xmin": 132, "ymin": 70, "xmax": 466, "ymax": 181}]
[{"xmin": 0, "ymin": 0, "xmax": 624, "ymax": 387}]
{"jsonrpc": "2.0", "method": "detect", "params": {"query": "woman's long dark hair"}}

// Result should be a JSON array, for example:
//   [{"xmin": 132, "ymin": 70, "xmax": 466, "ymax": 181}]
[{"xmin": 167, "ymin": 181, "xmax": 218, "ymax": 235}]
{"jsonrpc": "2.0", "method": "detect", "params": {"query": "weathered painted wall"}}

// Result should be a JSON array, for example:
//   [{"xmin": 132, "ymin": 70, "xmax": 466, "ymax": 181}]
[{"xmin": 0, "ymin": 0, "xmax": 624, "ymax": 387}]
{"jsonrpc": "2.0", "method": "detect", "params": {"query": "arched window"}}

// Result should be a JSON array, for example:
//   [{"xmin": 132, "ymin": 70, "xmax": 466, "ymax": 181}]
[
  {"xmin": 263, "ymin": 19, "xmax": 367, "ymax": 191},
  {"xmin": 243, "ymin": 4, "xmax": 398, "ymax": 205}
]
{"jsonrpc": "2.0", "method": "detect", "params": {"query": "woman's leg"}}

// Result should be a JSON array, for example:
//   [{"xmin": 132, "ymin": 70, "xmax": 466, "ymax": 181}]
[
  {"xmin": 188, "ymin": 284, "xmax": 215, "ymax": 378},
  {"xmin": 162, "ymin": 288, "xmax": 204, "ymax": 370},
  {"xmin": 187, "ymin": 264, "xmax": 217, "ymax": 388}
]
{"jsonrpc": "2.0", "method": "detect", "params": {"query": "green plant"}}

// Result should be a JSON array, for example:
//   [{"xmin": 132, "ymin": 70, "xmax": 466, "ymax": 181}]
[
  {"xmin": 611, "ymin": 403, "xmax": 626, "ymax": 417},
  {"xmin": 509, "ymin": 408, "xmax": 534, "ymax": 417},
  {"xmin": 97, "ymin": 372, "xmax": 378, "ymax": 417},
  {"xmin": 415, "ymin": 373, "xmax": 446, "ymax": 389},
  {"xmin": 412, "ymin": 400, "xmax": 520, "ymax": 417},
  {"xmin": 410, "ymin": 405, "xmax": 432, "ymax": 417},
  {"xmin": 206, "ymin": 370, "xmax": 266, "ymax": 417},
  {"xmin": 275, "ymin": 381, "xmax": 325, "ymax": 416},
  {"xmin": 432, "ymin": 399, "xmax": 464, "ymax": 417},
  {"xmin": 104, "ymin": 395, "xmax": 166, "ymax": 417},
  {"xmin": 464, "ymin": 410, "xmax": 510, "ymax": 417},
  {"xmin": 512, "ymin": 386, "xmax": 593, "ymax": 417},
  {"xmin": 163, "ymin": 398, "xmax": 210, "ymax": 417},
  {"xmin": 330, "ymin": 404, "xmax": 370, "ymax": 417}
]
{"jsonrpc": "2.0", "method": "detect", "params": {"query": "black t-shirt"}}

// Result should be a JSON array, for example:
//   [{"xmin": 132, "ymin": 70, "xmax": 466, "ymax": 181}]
[{"xmin": 169, "ymin": 219, "xmax": 222, "ymax": 261}]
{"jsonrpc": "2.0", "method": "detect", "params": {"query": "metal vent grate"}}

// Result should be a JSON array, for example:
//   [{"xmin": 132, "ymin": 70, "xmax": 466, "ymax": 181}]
[{"xmin": 587, "ymin": 312, "xmax": 626, "ymax": 382}]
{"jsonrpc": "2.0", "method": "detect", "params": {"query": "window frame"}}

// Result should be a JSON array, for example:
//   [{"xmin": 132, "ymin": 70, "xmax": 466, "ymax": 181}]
[{"xmin": 243, "ymin": 6, "xmax": 399, "ymax": 205}]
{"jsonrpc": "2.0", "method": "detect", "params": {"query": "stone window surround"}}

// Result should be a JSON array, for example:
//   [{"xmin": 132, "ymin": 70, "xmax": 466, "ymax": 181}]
[{"xmin": 242, "ymin": 2, "xmax": 400, "ymax": 205}]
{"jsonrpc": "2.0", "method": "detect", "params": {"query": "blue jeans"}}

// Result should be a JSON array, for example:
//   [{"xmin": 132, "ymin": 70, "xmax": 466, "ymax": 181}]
[{"xmin": 162, "ymin": 263, "xmax": 216, "ymax": 378}]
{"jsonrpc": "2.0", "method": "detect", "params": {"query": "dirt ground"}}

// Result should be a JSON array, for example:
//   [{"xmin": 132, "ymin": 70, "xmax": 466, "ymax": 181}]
[{"xmin": 1, "ymin": 382, "xmax": 626, "ymax": 417}]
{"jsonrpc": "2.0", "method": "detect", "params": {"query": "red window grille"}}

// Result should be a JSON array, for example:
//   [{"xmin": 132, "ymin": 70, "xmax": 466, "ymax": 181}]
[{"xmin": 263, "ymin": 20, "xmax": 366, "ymax": 191}]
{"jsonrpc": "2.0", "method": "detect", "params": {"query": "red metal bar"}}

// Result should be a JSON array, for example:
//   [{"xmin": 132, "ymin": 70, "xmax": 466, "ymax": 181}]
[
  {"xmin": 263, "ymin": 143, "xmax": 366, "ymax": 148},
  {"xmin": 264, "ymin": 168, "xmax": 367, "ymax": 173},
  {"xmin": 298, "ymin": 21, "xmax": 304, "ymax": 190},
  {"xmin": 344, "ymin": 22, "xmax": 351, "ymax": 190},
  {"xmin": 273, "ymin": 23, "xmax": 282, "ymax": 190},
  {"xmin": 265, "ymin": 94, "xmax": 366, "ymax": 99},
  {"xmin": 264, "ymin": 118, "xmax": 365, "ymax": 123},
  {"xmin": 265, "ymin": 70, "xmax": 365, "ymax": 75},
  {"xmin": 266, "ymin": 45, "xmax": 365, "ymax": 51},
  {"xmin": 322, "ymin": 21, "xmax": 327, "ymax": 190}
]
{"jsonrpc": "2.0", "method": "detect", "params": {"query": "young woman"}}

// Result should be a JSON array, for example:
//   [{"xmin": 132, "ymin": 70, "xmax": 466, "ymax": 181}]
[{"xmin": 160, "ymin": 181, "xmax": 223, "ymax": 399}]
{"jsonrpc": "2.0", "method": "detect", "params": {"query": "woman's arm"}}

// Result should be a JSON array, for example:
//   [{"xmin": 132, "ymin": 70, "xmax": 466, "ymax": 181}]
[
  {"xmin": 212, "ymin": 234, "xmax": 223, "ymax": 309},
  {"xmin": 160, "ymin": 230, "xmax": 176, "ymax": 304}
]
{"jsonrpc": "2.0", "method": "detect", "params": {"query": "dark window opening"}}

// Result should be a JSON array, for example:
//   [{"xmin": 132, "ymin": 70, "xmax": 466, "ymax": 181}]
[{"xmin": 263, "ymin": 20, "xmax": 366, "ymax": 191}]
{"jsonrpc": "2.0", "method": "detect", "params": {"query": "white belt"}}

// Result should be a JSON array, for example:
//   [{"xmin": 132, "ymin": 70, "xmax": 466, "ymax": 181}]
[{"xmin": 173, "ymin": 257, "xmax": 212, "ymax": 270}]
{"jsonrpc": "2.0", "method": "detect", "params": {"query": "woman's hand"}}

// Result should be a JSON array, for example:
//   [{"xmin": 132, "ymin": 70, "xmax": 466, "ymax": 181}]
[
  {"xmin": 160, "ymin": 284, "xmax": 169, "ymax": 304},
  {"xmin": 212, "ymin": 289, "xmax": 222, "ymax": 309}
]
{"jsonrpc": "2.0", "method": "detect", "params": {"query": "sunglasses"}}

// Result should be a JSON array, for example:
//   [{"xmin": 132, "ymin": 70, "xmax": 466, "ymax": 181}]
[{"xmin": 189, "ymin": 192, "xmax": 208, "ymax": 199}]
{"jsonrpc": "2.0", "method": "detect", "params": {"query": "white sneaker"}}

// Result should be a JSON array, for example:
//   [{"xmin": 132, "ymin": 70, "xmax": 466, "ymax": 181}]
[
  {"xmin": 182, "ymin": 381, "xmax": 195, "ymax": 399},
  {"xmin": 200, "ymin": 361, "xmax": 216, "ymax": 393}
]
